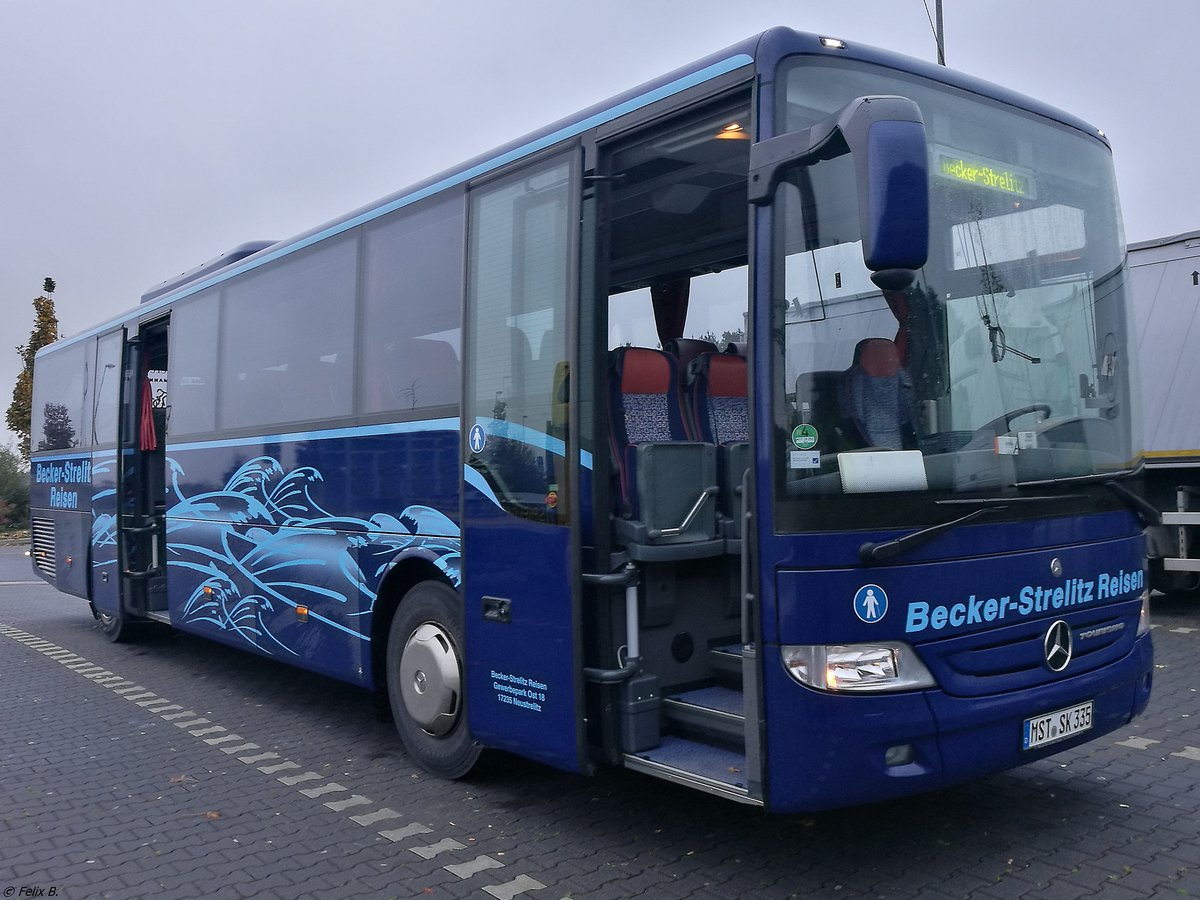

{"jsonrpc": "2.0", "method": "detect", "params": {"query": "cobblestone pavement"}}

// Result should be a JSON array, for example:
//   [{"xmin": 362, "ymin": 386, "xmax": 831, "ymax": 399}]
[{"xmin": 2, "ymin": 544, "xmax": 1199, "ymax": 899}]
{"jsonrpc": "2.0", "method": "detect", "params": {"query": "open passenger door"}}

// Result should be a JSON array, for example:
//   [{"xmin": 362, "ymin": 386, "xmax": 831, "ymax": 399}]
[
  {"xmin": 461, "ymin": 151, "xmax": 588, "ymax": 772},
  {"xmin": 102, "ymin": 321, "xmax": 169, "ymax": 637}
]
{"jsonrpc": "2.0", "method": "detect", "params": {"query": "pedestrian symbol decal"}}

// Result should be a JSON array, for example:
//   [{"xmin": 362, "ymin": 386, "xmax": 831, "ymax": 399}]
[
  {"xmin": 468, "ymin": 424, "xmax": 487, "ymax": 454},
  {"xmin": 854, "ymin": 584, "xmax": 888, "ymax": 623}
]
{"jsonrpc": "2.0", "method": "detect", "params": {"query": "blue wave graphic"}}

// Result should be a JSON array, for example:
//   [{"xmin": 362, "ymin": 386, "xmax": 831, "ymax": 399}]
[{"xmin": 94, "ymin": 453, "xmax": 461, "ymax": 657}]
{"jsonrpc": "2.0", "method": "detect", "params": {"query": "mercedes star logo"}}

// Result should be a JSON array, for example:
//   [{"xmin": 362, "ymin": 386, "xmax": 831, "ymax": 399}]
[{"xmin": 1043, "ymin": 620, "xmax": 1073, "ymax": 672}]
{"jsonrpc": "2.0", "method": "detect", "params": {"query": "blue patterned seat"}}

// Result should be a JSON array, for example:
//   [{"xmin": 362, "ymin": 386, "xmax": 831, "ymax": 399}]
[
  {"xmin": 608, "ymin": 347, "xmax": 721, "ymax": 558},
  {"xmin": 690, "ymin": 351, "xmax": 748, "ymax": 445},
  {"xmin": 688, "ymin": 350, "xmax": 749, "ymax": 542},
  {"xmin": 838, "ymin": 338, "xmax": 915, "ymax": 450}
]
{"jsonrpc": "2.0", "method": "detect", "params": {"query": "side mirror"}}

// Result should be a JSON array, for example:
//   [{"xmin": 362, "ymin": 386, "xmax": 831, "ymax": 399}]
[{"xmin": 749, "ymin": 95, "xmax": 929, "ymax": 290}]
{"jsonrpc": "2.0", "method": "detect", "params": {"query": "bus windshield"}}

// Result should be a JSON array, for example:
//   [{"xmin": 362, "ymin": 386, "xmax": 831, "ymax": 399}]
[{"xmin": 771, "ymin": 58, "xmax": 1139, "ymax": 531}]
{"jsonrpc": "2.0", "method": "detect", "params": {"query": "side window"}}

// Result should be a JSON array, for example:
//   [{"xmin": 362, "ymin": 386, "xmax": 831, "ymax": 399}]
[
  {"xmin": 31, "ymin": 343, "xmax": 88, "ymax": 452},
  {"xmin": 607, "ymin": 288, "xmax": 659, "ymax": 350},
  {"xmin": 91, "ymin": 331, "xmax": 123, "ymax": 445},
  {"xmin": 220, "ymin": 237, "xmax": 358, "ymax": 430},
  {"xmin": 465, "ymin": 158, "xmax": 574, "ymax": 522},
  {"xmin": 607, "ymin": 267, "xmax": 748, "ymax": 351},
  {"xmin": 360, "ymin": 193, "xmax": 464, "ymax": 415},
  {"xmin": 168, "ymin": 290, "xmax": 220, "ymax": 436}
]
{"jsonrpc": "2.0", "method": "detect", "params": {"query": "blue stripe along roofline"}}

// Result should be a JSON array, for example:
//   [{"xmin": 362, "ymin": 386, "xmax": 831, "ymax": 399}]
[
  {"xmin": 34, "ymin": 419, "xmax": 595, "ymax": 469},
  {"xmin": 164, "ymin": 417, "xmax": 459, "ymax": 453},
  {"xmin": 38, "ymin": 53, "xmax": 755, "ymax": 358},
  {"xmin": 28, "ymin": 450, "xmax": 97, "ymax": 463}
]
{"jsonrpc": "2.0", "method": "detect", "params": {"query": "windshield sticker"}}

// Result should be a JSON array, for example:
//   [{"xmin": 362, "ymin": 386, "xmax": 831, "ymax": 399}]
[
  {"xmin": 854, "ymin": 584, "xmax": 888, "ymax": 624},
  {"xmin": 791, "ymin": 423, "xmax": 819, "ymax": 450},
  {"xmin": 904, "ymin": 568, "xmax": 1144, "ymax": 634},
  {"xmin": 995, "ymin": 435, "xmax": 1018, "ymax": 455},
  {"xmin": 789, "ymin": 450, "xmax": 821, "ymax": 469}
]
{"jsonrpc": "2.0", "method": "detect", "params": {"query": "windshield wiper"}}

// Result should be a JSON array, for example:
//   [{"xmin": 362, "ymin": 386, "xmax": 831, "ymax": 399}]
[
  {"xmin": 858, "ymin": 492, "xmax": 1077, "ymax": 565},
  {"xmin": 1013, "ymin": 466, "xmax": 1139, "ymax": 488},
  {"xmin": 1012, "ymin": 467, "xmax": 1160, "ymax": 526},
  {"xmin": 858, "ymin": 471, "xmax": 1154, "ymax": 566},
  {"xmin": 859, "ymin": 506, "xmax": 1002, "ymax": 565},
  {"xmin": 1105, "ymin": 479, "xmax": 1161, "ymax": 527}
]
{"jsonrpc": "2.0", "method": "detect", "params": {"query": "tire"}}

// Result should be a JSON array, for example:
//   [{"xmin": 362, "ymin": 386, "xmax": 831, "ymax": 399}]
[
  {"xmin": 386, "ymin": 581, "xmax": 482, "ymax": 778},
  {"xmin": 94, "ymin": 602, "xmax": 134, "ymax": 643}
]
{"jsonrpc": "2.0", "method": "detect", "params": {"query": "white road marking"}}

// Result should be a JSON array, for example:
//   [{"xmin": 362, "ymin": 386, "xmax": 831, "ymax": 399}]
[
  {"xmin": 446, "ymin": 855, "xmax": 505, "ymax": 879},
  {"xmin": 1115, "ymin": 736, "xmax": 1162, "ymax": 749},
  {"xmin": 379, "ymin": 823, "xmax": 432, "ymax": 842},
  {"xmin": 277, "ymin": 771, "xmax": 323, "ymax": 786},
  {"xmin": 350, "ymin": 808, "xmax": 403, "ymax": 827},
  {"xmin": 410, "ymin": 838, "xmax": 466, "ymax": 860},
  {"xmin": 484, "ymin": 874, "xmax": 547, "ymax": 899},
  {"xmin": 324, "ymin": 794, "xmax": 372, "ymax": 812},
  {"xmin": 1, "ymin": 620, "xmax": 559, "ymax": 897},
  {"xmin": 299, "ymin": 782, "xmax": 348, "ymax": 799}
]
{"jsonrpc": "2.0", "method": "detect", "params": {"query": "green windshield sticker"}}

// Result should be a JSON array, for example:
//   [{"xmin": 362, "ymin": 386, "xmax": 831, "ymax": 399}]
[{"xmin": 791, "ymin": 424, "xmax": 819, "ymax": 450}]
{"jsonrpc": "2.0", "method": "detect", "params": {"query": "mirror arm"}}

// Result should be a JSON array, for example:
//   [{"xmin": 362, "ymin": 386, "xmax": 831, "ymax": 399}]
[
  {"xmin": 748, "ymin": 125, "xmax": 847, "ymax": 204},
  {"xmin": 748, "ymin": 95, "xmax": 923, "ymax": 205}
]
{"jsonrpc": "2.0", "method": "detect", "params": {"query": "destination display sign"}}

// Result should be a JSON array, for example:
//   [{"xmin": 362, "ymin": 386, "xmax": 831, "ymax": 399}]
[{"xmin": 934, "ymin": 144, "xmax": 1037, "ymax": 199}]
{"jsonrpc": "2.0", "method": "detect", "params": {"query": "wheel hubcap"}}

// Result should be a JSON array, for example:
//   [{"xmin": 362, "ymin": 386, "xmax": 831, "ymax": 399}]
[{"xmin": 399, "ymin": 623, "xmax": 461, "ymax": 736}]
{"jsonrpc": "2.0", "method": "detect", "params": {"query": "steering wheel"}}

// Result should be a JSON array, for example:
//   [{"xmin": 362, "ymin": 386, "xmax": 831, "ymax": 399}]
[{"xmin": 978, "ymin": 403, "xmax": 1051, "ymax": 435}]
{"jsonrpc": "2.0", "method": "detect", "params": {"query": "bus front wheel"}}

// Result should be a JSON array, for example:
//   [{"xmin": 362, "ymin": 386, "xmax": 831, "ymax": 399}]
[{"xmin": 386, "ymin": 581, "xmax": 482, "ymax": 779}]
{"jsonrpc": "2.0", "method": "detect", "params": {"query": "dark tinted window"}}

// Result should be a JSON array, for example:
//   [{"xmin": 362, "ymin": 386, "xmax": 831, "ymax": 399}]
[
  {"xmin": 220, "ymin": 237, "xmax": 358, "ymax": 430},
  {"xmin": 32, "ymin": 343, "xmax": 89, "ymax": 451},
  {"xmin": 91, "ymin": 331, "xmax": 123, "ymax": 445},
  {"xmin": 169, "ymin": 290, "xmax": 220, "ymax": 436},
  {"xmin": 360, "ymin": 193, "xmax": 464, "ymax": 414}
]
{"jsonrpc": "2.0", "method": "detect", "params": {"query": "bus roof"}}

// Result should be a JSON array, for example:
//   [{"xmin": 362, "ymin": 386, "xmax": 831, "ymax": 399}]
[{"xmin": 40, "ymin": 26, "xmax": 1106, "ymax": 358}]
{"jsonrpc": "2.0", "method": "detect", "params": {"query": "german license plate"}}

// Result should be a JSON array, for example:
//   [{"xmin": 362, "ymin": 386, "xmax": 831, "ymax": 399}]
[{"xmin": 1023, "ymin": 701, "xmax": 1093, "ymax": 750}]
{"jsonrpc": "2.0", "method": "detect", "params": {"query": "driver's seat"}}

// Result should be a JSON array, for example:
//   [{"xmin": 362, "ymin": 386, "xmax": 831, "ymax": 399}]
[{"xmin": 838, "ymin": 338, "xmax": 915, "ymax": 450}]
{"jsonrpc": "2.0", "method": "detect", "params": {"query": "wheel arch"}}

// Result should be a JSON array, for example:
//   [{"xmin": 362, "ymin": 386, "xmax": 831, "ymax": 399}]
[{"xmin": 370, "ymin": 552, "xmax": 460, "ymax": 691}]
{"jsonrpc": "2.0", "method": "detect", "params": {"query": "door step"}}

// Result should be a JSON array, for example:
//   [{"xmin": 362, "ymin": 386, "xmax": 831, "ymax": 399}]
[
  {"xmin": 663, "ymin": 685, "xmax": 745, "ymax": 742},
  {"xmin": 708, "ymin": 642, "xmax": 744, "ymax": 679},
  {"xmin": 623, "ymin": 736, "xmax": 760, "ymax": 805}
]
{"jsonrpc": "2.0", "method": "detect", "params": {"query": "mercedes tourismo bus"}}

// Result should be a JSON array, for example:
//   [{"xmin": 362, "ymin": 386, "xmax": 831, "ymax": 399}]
[{"xmin": 27, "ymin": 27, "xmax": 1152, "ymax": 812}]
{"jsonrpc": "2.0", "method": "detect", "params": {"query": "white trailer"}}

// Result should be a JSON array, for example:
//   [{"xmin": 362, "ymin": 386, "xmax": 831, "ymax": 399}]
[{"xmin": 1128, "ymin": 231, "xmax": 1200, "ymax": 595}]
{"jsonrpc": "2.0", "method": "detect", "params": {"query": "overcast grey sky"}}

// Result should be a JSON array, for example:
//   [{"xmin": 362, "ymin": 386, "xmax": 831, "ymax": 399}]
[{"xmin": 2, "ymin": 0, "xmax": 1196, "ymax": 451}]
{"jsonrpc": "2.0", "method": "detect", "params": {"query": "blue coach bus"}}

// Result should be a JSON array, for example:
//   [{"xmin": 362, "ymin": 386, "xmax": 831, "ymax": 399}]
[{"xmin": 28, "ymin": 27, "xmax": 1152, "ymax": 812}]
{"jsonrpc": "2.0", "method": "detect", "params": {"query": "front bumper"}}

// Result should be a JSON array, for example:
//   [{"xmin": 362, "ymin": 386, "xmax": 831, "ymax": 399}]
[{"xmin": 761, "ymin": 631, "xmax": 1153, "ymax": 814}]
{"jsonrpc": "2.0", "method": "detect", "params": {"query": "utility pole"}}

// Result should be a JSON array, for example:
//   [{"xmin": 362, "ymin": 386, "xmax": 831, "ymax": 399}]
[{"xmin": 935, "ymin": 0, "xmax": 946, "ymax": 66}]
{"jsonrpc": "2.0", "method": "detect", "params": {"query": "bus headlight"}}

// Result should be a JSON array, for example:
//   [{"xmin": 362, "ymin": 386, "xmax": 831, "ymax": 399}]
[
  {"xmin": 781, "ymin": 643, "xmax": 936, "ymax": 693},
  {"xmin": 1137, "ymin": 589, "xmax": 1151, "ymax": 636}
]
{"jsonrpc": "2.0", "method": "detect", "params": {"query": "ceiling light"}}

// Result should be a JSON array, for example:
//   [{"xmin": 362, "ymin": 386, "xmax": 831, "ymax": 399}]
[{"xmin": 715, "ymin": 122, "xmax": 749, "ymax": 140}]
